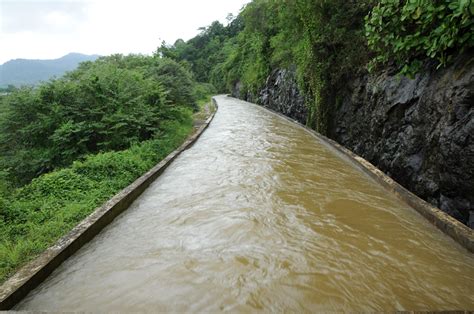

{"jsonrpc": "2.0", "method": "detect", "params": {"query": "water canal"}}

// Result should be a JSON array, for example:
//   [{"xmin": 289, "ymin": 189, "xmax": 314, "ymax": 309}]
[{"xmin": 18, "ymin": 96, "xmax": 474, "ymax": 311}]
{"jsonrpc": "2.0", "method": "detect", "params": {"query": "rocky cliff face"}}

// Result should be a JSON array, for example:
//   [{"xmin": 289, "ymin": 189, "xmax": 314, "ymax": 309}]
[
  {"xmin": 334, "ymin": 53, "xmax": 473, "ymax": 226},
  {"xmin": 232, "ymin": 68, "xmax": 308, "ymax": 124},
  {"xmin": 233, "ymin": 53, "xmax": 474, "ymax": 227}
]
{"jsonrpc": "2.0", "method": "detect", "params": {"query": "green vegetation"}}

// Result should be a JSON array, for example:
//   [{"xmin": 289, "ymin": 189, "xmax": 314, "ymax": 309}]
[
  {"xmin": 366, "ymin": 0, "xmax": 474, "ymax": 76},
  {"xmin": 161, "ymin": 0, "xmax": 372, "ymax": 134},
  {"xmin": 0, "ymin": 119, "xmax": 191, "ymax": 282},
  {"xmin": 160, "ymin": 0, "xmax": 471, "ymax": 133},
  {"xmin": 157, "ymin": 16, "xmax": 243, "ymax": 92},
  {"xmin": 226, "ymin": 0, "xmax": 372, "ymax": 133},
  {"xmin": 0, "ymin": 53, "xmax": 210, "ymax": 282},
  {"xmin": 0, "ymin": 54, "xmax": 196, "ymax": 186}
]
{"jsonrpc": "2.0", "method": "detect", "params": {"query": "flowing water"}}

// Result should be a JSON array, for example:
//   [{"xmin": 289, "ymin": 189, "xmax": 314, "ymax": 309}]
[{"xmin": 17, "ymin": 96, "xmax": 474, "ymax": 311}]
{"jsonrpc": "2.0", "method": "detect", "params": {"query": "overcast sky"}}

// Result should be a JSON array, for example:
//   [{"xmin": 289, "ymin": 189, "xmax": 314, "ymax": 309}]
[{"xmin": 0, "ymin": 0, "xmax": 250, "ymax": 64}]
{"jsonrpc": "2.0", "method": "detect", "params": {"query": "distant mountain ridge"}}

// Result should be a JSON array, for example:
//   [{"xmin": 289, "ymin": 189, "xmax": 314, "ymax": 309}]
[{"xmin": 0, "ymin": 53, "xmax": 100, "ymax": 87}]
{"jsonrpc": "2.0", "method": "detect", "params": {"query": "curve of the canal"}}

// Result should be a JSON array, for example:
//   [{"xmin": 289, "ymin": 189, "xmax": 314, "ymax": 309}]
[{"xmin": 17, "ymin": 95, "xmax": 474, "ymax": 311}]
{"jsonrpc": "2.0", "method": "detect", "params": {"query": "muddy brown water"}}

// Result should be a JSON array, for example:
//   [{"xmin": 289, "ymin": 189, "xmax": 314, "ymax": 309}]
[{"xmin": 17, "ymin": 96, "xmax": 474, "ymax": 311}]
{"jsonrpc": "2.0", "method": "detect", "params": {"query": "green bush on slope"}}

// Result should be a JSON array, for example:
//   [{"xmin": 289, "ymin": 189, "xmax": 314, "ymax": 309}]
[
  {"xmin": 0, "ymin": 116, "xmax": 192, "ymax": 283},
  {"xmin": 0, "ymin": 54, "xmax": 196, "ymax": 186},
  {"xmin": 365, "ymin": 0, "xmax": 474, "ymax": 76}
]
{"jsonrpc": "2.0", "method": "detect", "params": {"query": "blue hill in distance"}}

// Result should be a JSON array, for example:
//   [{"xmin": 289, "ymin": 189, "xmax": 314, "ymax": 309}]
[{"xmin": 0, "ymin": 53, "xmax": 100, "ymax": 87}]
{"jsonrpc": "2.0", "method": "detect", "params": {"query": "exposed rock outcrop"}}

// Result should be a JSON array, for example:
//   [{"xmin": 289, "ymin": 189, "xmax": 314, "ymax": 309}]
[
  {"xmin": 334, "ymin": 53, "xmax": 474, "ymax": 226},
  {"xmin": 232, "ymin": 68, "xmax": 308, "ymax": 124}
]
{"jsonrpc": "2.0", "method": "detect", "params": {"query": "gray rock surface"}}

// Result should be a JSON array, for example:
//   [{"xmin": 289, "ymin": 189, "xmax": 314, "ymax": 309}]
[
  {"xmin": 333, "ymin": 53, "xmax": 474, "ymax": 225},
  {"xmin": 232, "ymin": 68, "xmax": 308, "ymax": 124}
]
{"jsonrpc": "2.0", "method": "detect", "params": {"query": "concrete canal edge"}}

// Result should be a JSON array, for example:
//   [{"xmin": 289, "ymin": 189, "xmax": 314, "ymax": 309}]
[
  {"xmin": 0, "ymin": 99, "xmax": 218, "ymax": 310},
  {"xmin": 234, "ymin": 96, "xmax": 474, "ymax": 254}
]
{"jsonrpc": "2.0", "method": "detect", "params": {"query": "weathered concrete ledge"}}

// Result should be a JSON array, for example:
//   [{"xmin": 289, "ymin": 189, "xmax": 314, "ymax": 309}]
[
  {"xmin": 231, "ymin": 96, "xmax": 474, "ymax": 253},
  {"xmin": 0, "ymin": 101, "xmax": 218, "ymax": 310}
]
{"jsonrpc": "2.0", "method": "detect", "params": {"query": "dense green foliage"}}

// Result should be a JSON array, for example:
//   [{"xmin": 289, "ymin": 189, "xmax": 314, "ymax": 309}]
[
  {"xmin": 163, "ymin": 0, "xmax": 364, "ymax": 134},
  {"xmin": 230, "ymin": 0, "xmax": 372, "ymax": 133},
  {"xmin": 149, "ymin": 58, "xmax": 195, "ymax": 107},
  {"xmin": 366, "ymin": 0, "xmax": 474, "ymax": 76},
  {"xmin": 0, "ymin": 118, "xmax": 192, "ymax": 282},
  {"xmin": 0, "ymin": 55, "xmax": 196, "ymax": 186},
  {"xmin": 0, "ymin": 53, "xmax": 211, "ymax": 282},
  {"xmin": 157, "ymin": 17, "xmax": 243, "ymax": 92},
  {"xmin": 159, "ymin": 1, "xmax": 372, "ymax": 133},
  {"xmin": 161, "ymin": 0, "xmax": 471, "ymax": 133}
]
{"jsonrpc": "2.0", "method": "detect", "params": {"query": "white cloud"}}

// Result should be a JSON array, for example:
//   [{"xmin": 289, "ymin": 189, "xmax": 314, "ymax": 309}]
[
  {"xmin": 0, "ymin": 0, "xmax": 249, "ymax": 64},
  {"xmin": 44, "ymin": 10, "xmax": 72, "ymax": 28}
]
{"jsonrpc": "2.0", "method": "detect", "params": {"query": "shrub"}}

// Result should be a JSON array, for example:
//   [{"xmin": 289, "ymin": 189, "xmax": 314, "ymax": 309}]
[
  {"xmin": 0, "ymin": 113, "xmax": 192, "ymax": 283},
  {"xmin": 148, "ymin": 58, "xmax": 196, "ymax": 107},
  {"xmin": 365, "ymin": 0, "xmax": 474, "ymax": 76},
  {"xmin": 0, "ymin": 55, "xmax": 190, "ymax": 186},
  {"xmin": 193, "ymin": 82, "xmax": 217, "ymax": 101}
]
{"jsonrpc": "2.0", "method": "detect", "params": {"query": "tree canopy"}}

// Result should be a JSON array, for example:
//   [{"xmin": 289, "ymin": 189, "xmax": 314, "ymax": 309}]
[
  {"xmin": 0, "ymin": 54, "xmax": 197, "ymax": 186},
  {"xmin": 159, "ymin": 0, "xmax": 472, "ymax": 133}
]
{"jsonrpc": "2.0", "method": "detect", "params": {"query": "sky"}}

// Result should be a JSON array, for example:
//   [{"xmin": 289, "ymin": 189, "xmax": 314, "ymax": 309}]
[{"xmin": 0, "ymin": 0, "xmax": 250, "ymax": 64}]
